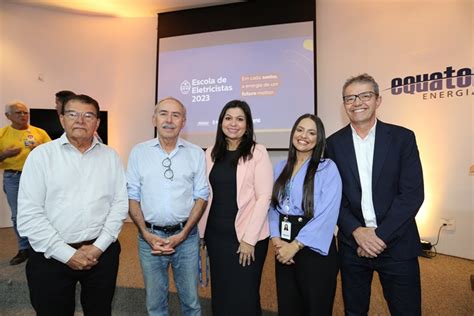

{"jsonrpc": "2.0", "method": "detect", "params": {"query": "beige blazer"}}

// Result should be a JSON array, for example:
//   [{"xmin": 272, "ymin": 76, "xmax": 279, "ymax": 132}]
[{"xmin": 198, "ymin": 143, "xmax": 273, "ymax": 246}]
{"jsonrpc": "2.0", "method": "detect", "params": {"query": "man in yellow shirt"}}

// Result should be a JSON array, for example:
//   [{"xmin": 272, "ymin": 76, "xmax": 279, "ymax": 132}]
[{"xmin": 0, "ymin": 101, "xmax": 51, "ymax": 265}]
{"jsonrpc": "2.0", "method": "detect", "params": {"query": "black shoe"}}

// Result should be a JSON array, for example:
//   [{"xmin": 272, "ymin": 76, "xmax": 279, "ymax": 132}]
[{"xmin": 9, "ymin": 249, "xmax": 29, "ymax": 265}]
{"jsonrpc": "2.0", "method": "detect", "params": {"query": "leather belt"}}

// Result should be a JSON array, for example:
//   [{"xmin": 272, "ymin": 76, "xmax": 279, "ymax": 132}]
[
  {"xmin": 69, "ymin": 239, "xmax": 97, "ymax": 249},
  {"xmin": 145, "ymin": 221, "xmax": 187, "ymax": 233}
]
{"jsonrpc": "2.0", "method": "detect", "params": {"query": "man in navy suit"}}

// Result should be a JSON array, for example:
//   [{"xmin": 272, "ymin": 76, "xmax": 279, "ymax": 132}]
[{"xmin": 326, "ymin": 74, "xmax": 424, "ymax": 315}]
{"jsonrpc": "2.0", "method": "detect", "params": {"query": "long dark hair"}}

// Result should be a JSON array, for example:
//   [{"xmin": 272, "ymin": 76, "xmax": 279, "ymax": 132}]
[
  {"xmin": 211, "ymin": 100, "xmax": 256, "ymax": 165},
  {"xmin": 271, "ymin": 114, "xmax": 326, "ymax": 217}
]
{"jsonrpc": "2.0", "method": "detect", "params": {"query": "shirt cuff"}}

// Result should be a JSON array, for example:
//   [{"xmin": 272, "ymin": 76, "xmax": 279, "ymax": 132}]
[
  {"xmin": 193, "ymin": 193, "xmax": 209, "ymax": 201},
  {"xmin": 127, "ymin": 194, "xmax": 141, "ymax": 202},
  {"xmin": 48, "ymin": 243, "xmax": 77, "ymax": 264},
  {"xmin": 94, "ymin": 233, "xmax": 114, "ymax": 252}
]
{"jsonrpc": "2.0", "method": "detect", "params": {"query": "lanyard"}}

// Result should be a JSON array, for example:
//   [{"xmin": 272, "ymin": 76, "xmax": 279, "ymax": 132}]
[{"xmin": 283, "ymin": 179, "xmax": 294, "ymax": 221}]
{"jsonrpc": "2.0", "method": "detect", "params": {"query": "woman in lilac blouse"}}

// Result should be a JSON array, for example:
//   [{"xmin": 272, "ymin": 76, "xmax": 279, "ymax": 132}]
[{"xmin": 269, "ymin": 114, "xmax": 342, "ymax": 316}]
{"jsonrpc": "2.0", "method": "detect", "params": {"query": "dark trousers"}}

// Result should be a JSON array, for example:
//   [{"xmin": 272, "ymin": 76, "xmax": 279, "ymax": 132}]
[
  {"xmin": 275, "ymin": 237, "xmax": 339, "ymax": 316},
  {"xmin": 339, "ymin": 242, "xmax": 421, "ymax": 316},
  {"xmin": 206, "ymin": 235, "xmax": 269, "ymax": 316},
  {"xmin": 25, "ymin": 241, "xmax": 121, "ymax": 316}
]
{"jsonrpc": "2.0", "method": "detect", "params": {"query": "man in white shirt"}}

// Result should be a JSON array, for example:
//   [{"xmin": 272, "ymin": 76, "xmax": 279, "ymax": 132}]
[{"xmin": 17, "ymin": 94, "xmax": 129, "ymax": 316}]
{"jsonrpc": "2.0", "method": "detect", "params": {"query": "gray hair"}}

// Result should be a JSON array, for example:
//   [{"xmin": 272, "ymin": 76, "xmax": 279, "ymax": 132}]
[
  {"xmin": 154, "ymin": 97, "xmax": 187, "ymax": 118},
  {"xmin": 342, "ymin": 73, "xmax": 380, "ymax": 96},
  {"xmin": 5, "ymin": 101, "xmax": 28, "ymax": 114}
]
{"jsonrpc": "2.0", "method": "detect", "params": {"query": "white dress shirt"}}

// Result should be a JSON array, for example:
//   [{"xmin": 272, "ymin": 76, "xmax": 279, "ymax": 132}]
[
  {"xmin": 17, "ymin": 134, "xmax": 129, "ymax": 264},
  {"xmin": 351, "ymin": 121, "xmax": 377, "ymax": 228}
]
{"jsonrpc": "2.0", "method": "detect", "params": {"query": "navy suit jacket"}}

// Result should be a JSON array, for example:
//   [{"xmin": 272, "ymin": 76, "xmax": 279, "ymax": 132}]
[{"xmin": 326, "ymin": 120, "xmax": 424, "ymax": 260}]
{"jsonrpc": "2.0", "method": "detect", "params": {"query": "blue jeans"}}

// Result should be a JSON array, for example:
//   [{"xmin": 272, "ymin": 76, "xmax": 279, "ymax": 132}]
[
  {"xmin": 139, "ymin": 226, "xmax": 200, "ymax": 316},
  {"xmin": 3, "ymin": 171, "xmax": 29, "ymax": 250}
]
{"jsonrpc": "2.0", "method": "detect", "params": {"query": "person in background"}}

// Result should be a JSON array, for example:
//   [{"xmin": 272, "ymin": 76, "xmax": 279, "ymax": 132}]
[
  {"xmin": 198, "ymin": 100, "xmax": 273, "ymax": 316},
  {"xmin": 326, "ymin": 73, "xmax": 424, "ymax": 315},
  {"xmin": 55, "ymin": 90, "xmax": 76, "ymax": 115},
  {"xmin": 127, "ymin": 97, "xmax": 208, "ymax": 316},
  {"xmin": 17, "ymin": 94, "xmax": 128, "ymax": 315},
  {"xmin": 269, "ymin": 113, "xmax": 342, "ymax": 316},
  {"xmin": 0, "ymin": 101, "xmax": 51, "ymax": 265}
]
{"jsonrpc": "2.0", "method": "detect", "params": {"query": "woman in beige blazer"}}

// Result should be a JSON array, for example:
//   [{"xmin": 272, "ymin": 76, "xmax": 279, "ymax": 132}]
[{"xmin": 198, "ymin": 100, "xmax": 273, "ymax": 316}]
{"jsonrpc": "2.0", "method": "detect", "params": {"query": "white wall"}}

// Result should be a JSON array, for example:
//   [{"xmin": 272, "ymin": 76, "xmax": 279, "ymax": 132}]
[
  {"xmin": 1, "ymin": 1, "xmax": 472, "ymax": 259},
  {"xmin": 317, "ymin": 0, "xmax": 473, "ymax": 259},
  {"xmin": 0, "ymin": 3, "xmax": 157, "ymax": 157},
  {"xmin": 0, "ymin": 2, "xmax": 157, "ymax": 226}
]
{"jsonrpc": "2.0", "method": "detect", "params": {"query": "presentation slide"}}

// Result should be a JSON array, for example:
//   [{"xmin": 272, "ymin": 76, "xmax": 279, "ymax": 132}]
[{"xmin": 157, "ymin": 21, "xmax": 314, "ymax": 148}]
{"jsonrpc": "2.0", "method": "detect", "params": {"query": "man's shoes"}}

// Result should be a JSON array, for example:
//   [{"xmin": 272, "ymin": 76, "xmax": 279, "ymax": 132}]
[{"xmin": 9, "ymin": 249, "xmax": 29, "ymax": 265}]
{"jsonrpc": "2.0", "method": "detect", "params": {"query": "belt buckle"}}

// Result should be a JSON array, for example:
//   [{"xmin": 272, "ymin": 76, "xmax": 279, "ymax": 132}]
[
  {"xmin": 162, "ymin": 226, "xmax": 173, "ymax": 233},
  {"xmin": 166, "ymin": 222, "xmax": 183, "ymax": 233}
]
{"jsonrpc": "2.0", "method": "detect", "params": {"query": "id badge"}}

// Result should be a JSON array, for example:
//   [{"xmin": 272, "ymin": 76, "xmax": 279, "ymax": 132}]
[{"xmin": 281, "ymin": 221, "xmax": 292, "ymax": 240}]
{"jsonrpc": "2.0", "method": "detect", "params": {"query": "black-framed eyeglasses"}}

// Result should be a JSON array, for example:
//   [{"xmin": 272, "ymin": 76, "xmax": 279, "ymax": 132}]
[
  {"xmin": 343, "ymin": 91, "xmax": 377, "ymax": 105},
  {"xmin": 63, "ymin": 110, "xmax": 97, "ymax": 122},
  {"xmin": 162, "ymin": 157, "xmax": 174, "ymax": 181}
]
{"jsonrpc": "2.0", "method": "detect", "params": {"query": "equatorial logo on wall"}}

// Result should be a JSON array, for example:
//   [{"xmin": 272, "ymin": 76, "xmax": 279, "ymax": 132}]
[{"xmin": 390, "ymin": 66, "xmax": 473, "ymax": 100}]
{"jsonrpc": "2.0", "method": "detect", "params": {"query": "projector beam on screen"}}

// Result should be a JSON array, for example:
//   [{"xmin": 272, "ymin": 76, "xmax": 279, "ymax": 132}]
[{"xmin": 157, "ymin": 21, "xmax": 315, "ymax": 148}]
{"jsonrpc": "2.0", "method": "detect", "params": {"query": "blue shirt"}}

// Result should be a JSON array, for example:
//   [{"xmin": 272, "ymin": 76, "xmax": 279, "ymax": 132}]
[
  {"xmin": 269, "ymin": 159, "xmax": 342, "ymax": 255},
  {"xmin": 127, "ymin": 137, "xmax": 209, "ymax": 226}
]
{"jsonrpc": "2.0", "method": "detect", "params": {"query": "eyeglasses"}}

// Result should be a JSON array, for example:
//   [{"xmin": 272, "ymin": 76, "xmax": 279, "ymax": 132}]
[
  {"xmin": 13, "ymin": 111, "xmax": 29, "ymax": 116},
  {"xmin": 343, "ymin": 91, "xmax": 377, "ymax": 105},
  {"xmin": 162, "ymin": 157, "xmax": 174, "ymax": 181},
  {"xmin": 63, "ymin": 110, "xmax": 97, "ymax": 122}
]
